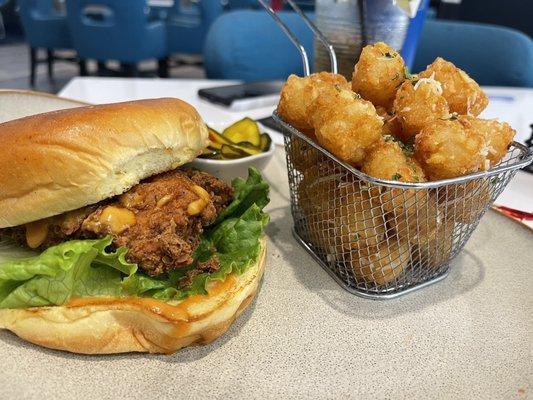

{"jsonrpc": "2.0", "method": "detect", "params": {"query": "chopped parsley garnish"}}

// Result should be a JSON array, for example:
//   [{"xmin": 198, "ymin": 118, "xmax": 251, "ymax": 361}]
[
  {"xmin": 398, "ymin": 137, "xmax": 415, "ymax": 157},
  {"xmin": 383, "ymin": 134, "xmax": 394, "ymax": 142},
  {"xmin": 383, "ymin": 52, "xmax": 397, "ymax": 58},
  {"xmin": 403, "ymin": 66, "xmax": 413, "ymax": 79},
  {"xmin": 392, "ymin": 173, "xmax": 402, "ymax": 181}
]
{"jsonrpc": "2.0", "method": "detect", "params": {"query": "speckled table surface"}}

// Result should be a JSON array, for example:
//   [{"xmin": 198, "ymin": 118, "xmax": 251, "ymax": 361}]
[{"xmin": 0, "ymin": 148, "xmax": 531, "ymax": 400}]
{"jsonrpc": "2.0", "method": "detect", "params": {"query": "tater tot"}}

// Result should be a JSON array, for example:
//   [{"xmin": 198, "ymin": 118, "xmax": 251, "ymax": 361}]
[
  {"xmin": 278, "ymin": 72, "xmax": 350, "ymax": 131},
  {"xmin": 414, "ymin": 119, "xmax": 487, "ymax": 180},
  {"xmin": 348, "ymin": 240, "xmax": 410, "ymax": 285},
  {"xmin": 309, "ymin": 85, "xmax": 383, "ymax": 166},
  {"xmin": 419, "ymin": 57, "xmax": 488, "ymax": 116},
  {"xmin": 393, "ymin": 78, "xmax": 450, "ymax": 141},
  {"xmin": 298, "ymin": 165, "xmax": 386, "ymax": 254},
  {"xmin": 439, "ymin": 180, "xmax": 491, "ymax": 224},
  {"xmin": 411, "ymin": 222, "xmax": 455, "ymax": 269},
  {"xmin": 376, "ymin": 106, "xmax": 403, "ymax": 137},
  {"xmin": 362, "ymin": 139, "xmax": 427, "ymax": 220},
  {"xmin": 389, "ymin": 192, "xmax": 444, "ymax": 244},
  {"xmin": 458, "ymin": 116, "xmax": 516, "ymax": 166},
  {"xmin": 290, "ymin": 132, "xmax": 321, "ymax": 172},
  {"xmin": 352, "ymin": 42, "xmax": 406, "ymax": 111},
  {"xmin": 362, "ymin": 139, "xmax": 425, "ymax": 183}
]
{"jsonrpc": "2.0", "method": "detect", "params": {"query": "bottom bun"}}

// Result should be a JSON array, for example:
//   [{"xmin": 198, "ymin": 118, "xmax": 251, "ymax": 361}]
[{"xmin": 0, "ymin": 238, "xmax": 266, "ymax": 354}]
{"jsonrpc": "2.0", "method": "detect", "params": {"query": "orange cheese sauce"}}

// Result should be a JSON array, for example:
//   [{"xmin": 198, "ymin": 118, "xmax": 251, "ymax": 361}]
[{"xmin": 65, "ymin": 275, "xmax": 236, "ymax": 322}]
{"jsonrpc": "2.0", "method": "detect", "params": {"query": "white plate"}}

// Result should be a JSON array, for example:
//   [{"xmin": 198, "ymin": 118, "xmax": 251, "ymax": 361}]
[{"xmin": 0, "ymin": 89, "xmax": 88, "ymax": 124}]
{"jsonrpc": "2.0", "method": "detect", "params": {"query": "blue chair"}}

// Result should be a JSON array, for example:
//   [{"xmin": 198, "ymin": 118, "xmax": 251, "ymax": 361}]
[
  {"xmin": 66, "ymin": 0, "xmax": 167, "ymax": 77},
  {"xmin": 166, "ymin": 0, "xmax": 223, "ymax": 57},
  {"xmin": 204, "ymin": 10, "xmax": 314, "ymax": 81},
  {"xmin": 413, "ymin": 19, "xmax": 533, "ymax": 87},
  {"xmin": 0, "ymin": 0, "xmax": 8, "ymax": 39},
  {"xmin": 17, "ymin": 0, "xmax": 74, "ymax": 86},
  {"xmin": 225, "ymin": 0, "xmax": 259, "ymax": 9}
]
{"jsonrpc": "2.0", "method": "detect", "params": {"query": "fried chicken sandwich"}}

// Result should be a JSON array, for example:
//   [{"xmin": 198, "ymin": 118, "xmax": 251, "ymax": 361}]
[{"xmin": 0, "ymin": 98, "xmax": 269, "ymax": 354}]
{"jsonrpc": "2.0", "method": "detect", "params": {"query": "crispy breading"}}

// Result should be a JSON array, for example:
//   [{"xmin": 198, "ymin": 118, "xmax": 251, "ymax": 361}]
[
  {"xmin": 309, "ymin": 85, "xmax": 383, "ymax": 166},
  {"xmin": 352, "ymin": 42, "xmax": 406, "ymax": 111},
  {"xmin": 419, "ymin": 57, "xmax": 488, "ymax": 116}
]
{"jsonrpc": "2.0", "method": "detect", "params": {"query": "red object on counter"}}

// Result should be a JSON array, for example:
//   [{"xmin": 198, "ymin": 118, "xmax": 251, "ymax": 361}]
[
  {"xmin": 271, "ymin": 0, "xmax": 283, "ymax": 11},
  {"xmin": 493, "ymin": 205, "xmax": 533, "ymax": 221}
]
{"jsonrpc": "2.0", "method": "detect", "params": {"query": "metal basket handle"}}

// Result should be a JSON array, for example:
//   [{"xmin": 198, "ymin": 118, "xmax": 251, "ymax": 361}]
[{"xmin": 257, "ymin": 0, "xmax": 338, "ymax": 75}]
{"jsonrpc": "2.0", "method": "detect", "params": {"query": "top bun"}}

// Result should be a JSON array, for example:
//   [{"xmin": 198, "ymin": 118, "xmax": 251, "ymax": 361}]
[{"xmin": 0, "ymin": 98, "xmax": 209, "ymax": 228}]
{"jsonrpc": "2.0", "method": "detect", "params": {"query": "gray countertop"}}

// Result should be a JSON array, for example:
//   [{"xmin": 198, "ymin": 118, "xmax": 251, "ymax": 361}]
[{"xmin": 1, "ymin": 148, "xmax": 531, "ymax": 400}]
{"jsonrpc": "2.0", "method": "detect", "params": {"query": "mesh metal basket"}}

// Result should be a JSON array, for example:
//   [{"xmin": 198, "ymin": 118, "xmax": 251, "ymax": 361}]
[
  {"xmin": 274, "ymin": 113, "xmax": 531, "ymax": 298},
  {"xmin": 259, "ymin": 0, "xmax": 533, "ymax": 298}
]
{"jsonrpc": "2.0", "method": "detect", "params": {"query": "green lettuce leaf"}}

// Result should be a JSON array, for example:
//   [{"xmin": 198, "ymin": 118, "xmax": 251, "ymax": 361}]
[
  {"xmin": 0, "ymin": 167, "xmax": 269, "ymax": 309},
  {"xmin": 0, "ymin": 237, "xmax": 137, "ymax": 309}
]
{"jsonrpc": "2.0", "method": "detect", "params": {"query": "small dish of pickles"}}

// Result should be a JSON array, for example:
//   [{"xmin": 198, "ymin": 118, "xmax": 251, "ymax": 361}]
[{"xmin": 191, "ymin": 118, "xmax": 275, "ymax": 181}]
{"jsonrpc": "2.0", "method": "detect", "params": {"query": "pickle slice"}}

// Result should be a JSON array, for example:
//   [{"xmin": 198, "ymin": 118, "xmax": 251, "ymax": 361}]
[
  {"xmin": 222, "ymin": 118, "xmax": 261, "ymax": 147},
  {"xmin": 208, "ymin": 127, "xmax": 233, "ymax": 150},
  {"xmin": 259, "ymin": 133, "xmax": 272, "ymax": 151},
  {"xmin": 231, "ymin": 142, "xmax": 262, "ymax": 156},
  {"xmin": 220, "ymin": 144, "xmax": 246, "ymax": 159}
]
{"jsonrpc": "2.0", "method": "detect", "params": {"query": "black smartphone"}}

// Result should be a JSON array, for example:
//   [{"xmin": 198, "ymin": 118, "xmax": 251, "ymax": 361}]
[
  {"xmin": 257, "ymin": 116, "xmax": 283, "ymax": 134},
  {"xmin": 198, "ymin": 81, "xmax": 283, "ymax": 108}
]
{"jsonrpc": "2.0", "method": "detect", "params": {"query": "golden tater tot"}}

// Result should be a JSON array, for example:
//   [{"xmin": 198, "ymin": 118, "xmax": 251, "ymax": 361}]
[
  {"xmin": 290, "ymin": 133, "xmax": 321, "ymax": 172},
  {"xmin": 348, "ymin": 240, "xmax": 410, "ymax": 285},
  {"xmin": 309, "ymin": 85, "xmax": 383, "ymax": 167},
  {"xmin": 361, "ymin": 139, "xmax": 427, "ymax": 221},
  {"xmin": 361, "ymin": 139, "xmax": 425, "ymax": 183},
  {"xmin": 414, "ymin": 119, "xmax": 487, "ymax": 180},
  {"xmin": 393, "ymin": 78, "xmax": 450, "ymax": 141},
  {"xmin": 439, "ymin": 180, "xmax": 491, "ymax": 224},
  {"xmin": 298, "ymin": 165, "xmax": 386, "ymax": 255},
  {"xmin": 375, "ymin": 106, "xmax": 403, "ymax": 137},
  {"xmin": 458, "ymin": 116, "xmax": 516, "ymax": 166},
  {"xmin": 278, "ymin": 72, "xmax": 350, "ymax": 131},
  {"xmin": 411, "ymin": 224, "xmax": 454, "ymax": 269},
  {"xmin": 389, "ymin": 192, "xmax": 444, "ymax": 244},
  {"xmin": 419, "ymin": 57, "xmax": 488, "ymax": 116},
  {"xmin": 352, "ymin": 42, "xmax": 406, "ymax": 111}
]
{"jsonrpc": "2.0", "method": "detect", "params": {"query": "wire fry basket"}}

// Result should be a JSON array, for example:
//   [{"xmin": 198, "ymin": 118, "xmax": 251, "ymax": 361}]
[{"xmin": 259, "ymin": 0, "xmax": 533, "ymax": 298}]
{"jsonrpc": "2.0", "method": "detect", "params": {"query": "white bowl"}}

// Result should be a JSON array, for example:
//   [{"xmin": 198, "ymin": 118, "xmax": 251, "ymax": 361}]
[
  {"xmin": 189, "ymin": 121, "xmax": 276, "ymax": 182},
  {"xmin": 190, "ymin": 141, "xmax": 275, "ymax": 182}
]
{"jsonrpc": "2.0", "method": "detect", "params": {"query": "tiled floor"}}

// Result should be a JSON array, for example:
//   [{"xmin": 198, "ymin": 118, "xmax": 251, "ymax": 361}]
[{"xmin": 0, "ymin": 42, "xmax": 206, "ymax": 94}]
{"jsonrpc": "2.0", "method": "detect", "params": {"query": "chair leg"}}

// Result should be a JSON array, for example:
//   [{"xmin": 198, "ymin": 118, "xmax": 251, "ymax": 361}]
[
  {"xmin": 122, "ymin": 63, "xmax": 139, "ymax": 77},
  {"xmin": 29, "ymin": 47, "xmax": 37, "ymax": 87},
  {"xmin": 46, "ymin": 49, "xmax": 54, "ymax": 82},
  {"xmin": 79, "ymin": 59, "xmax": 88, "ymax": 76},
  {"xmin": 157, "ymin": 57, "xmax": 169, "ymax": 78},
  {"xmin": 97, "ymin": 61, "xmax": 106, "ymax": 76}
]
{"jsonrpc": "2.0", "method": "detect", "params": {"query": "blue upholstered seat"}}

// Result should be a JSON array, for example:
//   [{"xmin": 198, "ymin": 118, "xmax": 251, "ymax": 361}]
[
  {"xmin": 413, "ymin": 19, "xmax": 533, "ymax": 87},
  {"xmin": 204, "ymin": 10, "xmax": 314, "ymax": 81},
  {"xmin": 17, "ymin": 0, "xmax": 73, "ymax": 85},
  {"xmin": 166, "ymin": 0, "xmax": 223, "ymax": 56},
  {"xmin": 66, "ymin": 0, "xmax": 166, "ymax": 68}
]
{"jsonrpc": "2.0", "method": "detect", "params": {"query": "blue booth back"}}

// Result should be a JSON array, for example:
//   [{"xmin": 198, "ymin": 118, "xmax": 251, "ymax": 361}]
[
  {"xmin": 204, "ymin": 10, "xmax": 314, "ymax": 81},
  {"xmin": 17, "ymin": 0, "xmax": 72, "ymax": 49},
  {"xmin": 413, "ymin": 19, "xmax": 533, "ymax": 87},
  {"xmin": 66, "ymin": 0, "xmax": 166, "ymax": 62}
]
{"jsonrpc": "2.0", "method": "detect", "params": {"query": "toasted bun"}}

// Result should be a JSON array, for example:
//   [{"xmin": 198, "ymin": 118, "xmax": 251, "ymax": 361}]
[
  {"xmin": 0, "ymin": 238, "xmax": 266, "ymax": 354},
  {"xmin": 0, "ymin": 98, "xmax": 209, "ymax": 228}
]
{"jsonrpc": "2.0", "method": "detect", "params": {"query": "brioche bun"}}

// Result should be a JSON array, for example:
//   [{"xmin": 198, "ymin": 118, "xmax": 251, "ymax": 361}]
[
  {"xmin": 0, "ymin": 98, "xmax": 209, "ymax": 228},
  {"xmin": 0, "ymin": 238, "xmax": 266, "ymax": 354}
]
